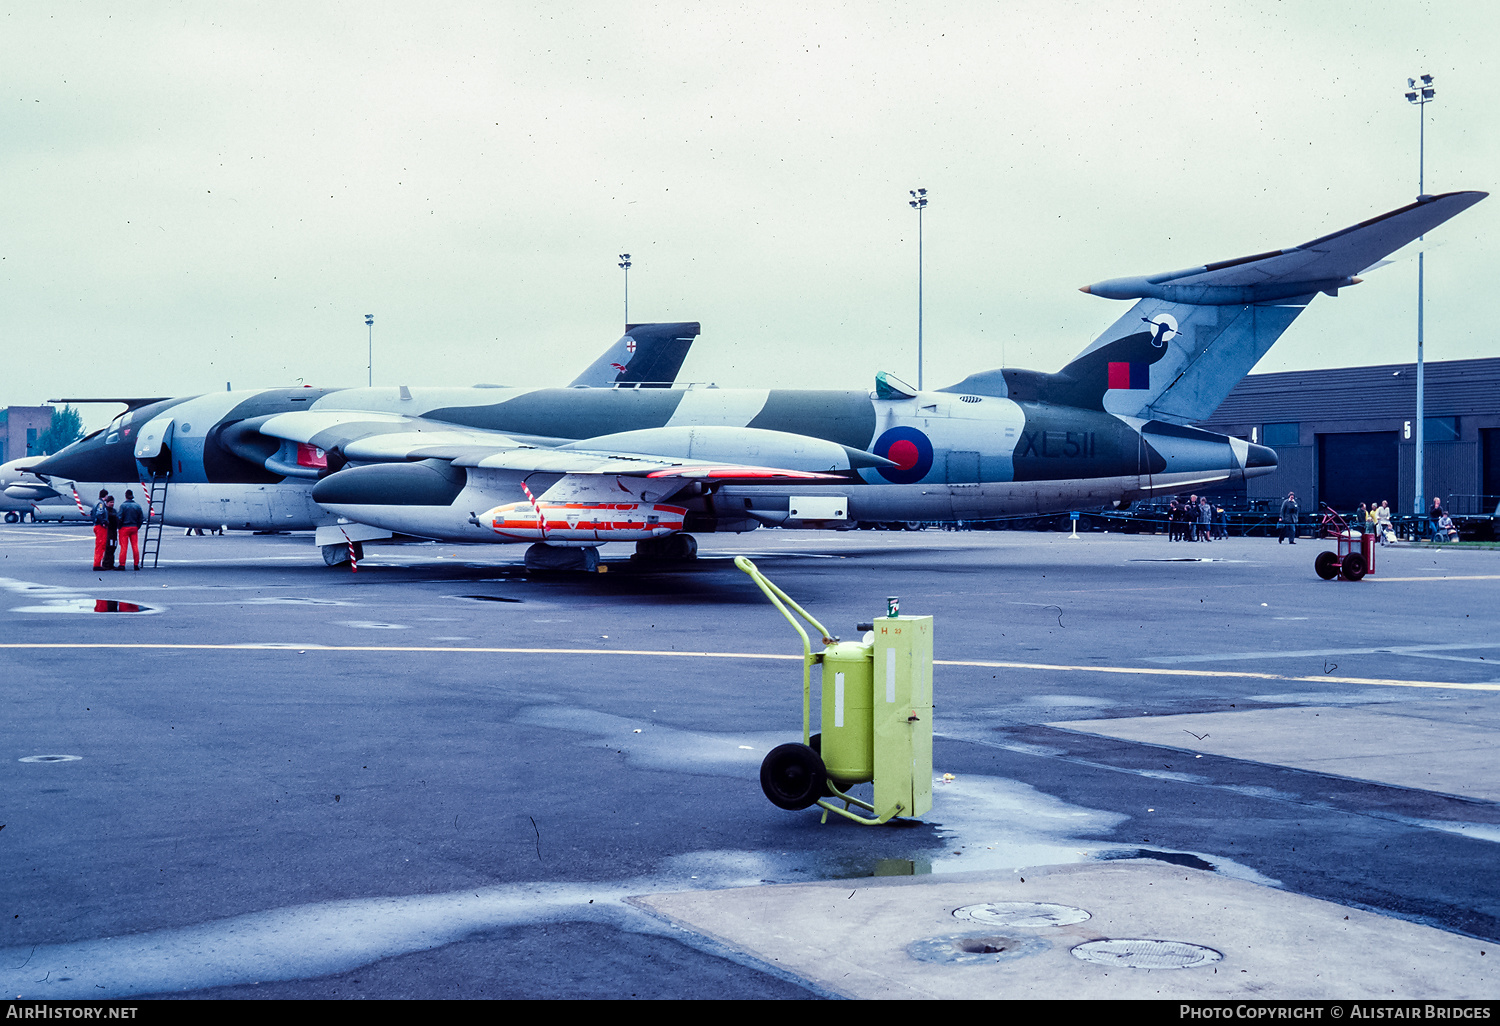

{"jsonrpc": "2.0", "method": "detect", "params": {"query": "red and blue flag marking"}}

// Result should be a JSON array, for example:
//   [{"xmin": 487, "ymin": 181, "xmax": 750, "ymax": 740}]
[{"xmin": 1107, "ymin": 361, "xmax": 1150, "ymax": 390}]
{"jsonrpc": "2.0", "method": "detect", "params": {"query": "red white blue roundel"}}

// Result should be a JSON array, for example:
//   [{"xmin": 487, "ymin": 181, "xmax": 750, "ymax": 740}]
[{"xmin": 872, "ymin": 426, "xmax": 933, "ymax": 484}]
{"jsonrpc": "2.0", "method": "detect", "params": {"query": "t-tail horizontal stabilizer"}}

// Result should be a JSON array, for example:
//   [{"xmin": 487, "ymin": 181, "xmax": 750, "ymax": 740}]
[
  {"xmin": 1076, "ymin": 190, "xmax": 1485, "ymax": 425},
  {"xmin": 569, "ymin": 322, "xmax": 702, "ymax": 388},
  {"xmin": 942, "ymin": 192, "xmax": 1485, "ymax": 426}
]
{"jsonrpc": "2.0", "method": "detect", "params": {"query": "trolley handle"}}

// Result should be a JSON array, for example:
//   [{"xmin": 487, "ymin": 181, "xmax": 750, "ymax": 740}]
[
  {"xmin": 735, "ymin": 556, "xmax": 833, "ymax": 746},
  {"xmin": 1320, "ymin": 503, "xmax": 1352, "ymax": 537},
  {"xmin": 734, "ymin": 556, "xmax": 835, "ymax": 652}
]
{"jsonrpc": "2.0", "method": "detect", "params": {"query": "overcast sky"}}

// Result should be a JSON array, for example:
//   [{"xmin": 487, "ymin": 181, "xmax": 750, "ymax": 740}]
[{"xmin": 3, "ymin": 1, "xmax": 1495, "ymax": 431}]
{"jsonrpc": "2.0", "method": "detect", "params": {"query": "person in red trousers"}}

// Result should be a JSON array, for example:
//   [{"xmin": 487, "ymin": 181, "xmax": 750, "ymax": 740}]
[
  {"xmin": 118, "ymin": 490, "xmax": 145, "ymax": 570},
  {"xmin": 90, "ymin": 489, "xmax": 111, "ymax": 570}
]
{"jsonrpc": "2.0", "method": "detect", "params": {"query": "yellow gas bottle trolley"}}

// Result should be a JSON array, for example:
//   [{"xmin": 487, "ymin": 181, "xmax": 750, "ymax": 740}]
[{"xmin": 736, "ymin": 557, "xmax": 933, "ymax": 825}]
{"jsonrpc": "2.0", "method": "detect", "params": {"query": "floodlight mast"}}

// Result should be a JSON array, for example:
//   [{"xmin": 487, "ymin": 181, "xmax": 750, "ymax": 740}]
[
  {"xmin": 909, "ymin": 188, "xmax": 928, "ymax": 390},
  {"xmin": 618, "ymin": 254, "xmax": 632, "ymax": 327},
  {"xmin": 365, "ymin": 314, "xmax": 374, "ymax": 387},
  {"xmin": 1405, "ymin": 74, "xmax": 1436, "ymax": 517}
]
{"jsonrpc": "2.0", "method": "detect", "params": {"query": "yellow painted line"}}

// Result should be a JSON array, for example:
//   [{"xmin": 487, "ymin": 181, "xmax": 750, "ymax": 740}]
[
  {"xmin": 1370, "ymin": 574, "xmax": 1500, "ymax": 582},
  {"xmin": 0, "ymin": 642, "xmax": 802, "ymax": 659},
  {"xmin": 1, "ymin": 643, "xmax": 1497, "ymax": 692},
  {"xmin": 936, "ymin": 659, "xmax": 1500, "ymax": 692}
]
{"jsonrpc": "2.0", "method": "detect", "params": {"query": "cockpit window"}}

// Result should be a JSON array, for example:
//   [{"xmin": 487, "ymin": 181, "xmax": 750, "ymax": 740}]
[{"xmin": 104, "ymin": 413, "xmax": 128, "ymax": 445}]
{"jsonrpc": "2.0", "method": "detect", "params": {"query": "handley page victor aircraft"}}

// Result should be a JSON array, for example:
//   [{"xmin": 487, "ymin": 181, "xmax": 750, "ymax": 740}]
[{"xmin": 19, "ymin": 191, "xmax": 1485, "ymax": 569}]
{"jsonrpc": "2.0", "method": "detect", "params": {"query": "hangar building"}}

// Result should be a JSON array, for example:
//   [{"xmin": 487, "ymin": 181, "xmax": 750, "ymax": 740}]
[
  {"xmin": 0, "ymin": 405, "xmax": 54, "ymax": 465},
  {"xmin": 1198, "ymin": 357, "xmax": 1500, "ymax": 515}
]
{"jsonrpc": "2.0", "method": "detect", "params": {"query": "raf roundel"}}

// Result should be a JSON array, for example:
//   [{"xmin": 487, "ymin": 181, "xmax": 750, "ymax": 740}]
[{"xmin": 872, "ymin": 426, "xmax": 934, "ymax": 484}]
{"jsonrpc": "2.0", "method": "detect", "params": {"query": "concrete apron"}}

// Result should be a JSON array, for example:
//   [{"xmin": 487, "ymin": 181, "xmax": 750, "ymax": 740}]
[{"xmin": 631, "ymin": 861, "xmax": 1495, "ymax": 999}]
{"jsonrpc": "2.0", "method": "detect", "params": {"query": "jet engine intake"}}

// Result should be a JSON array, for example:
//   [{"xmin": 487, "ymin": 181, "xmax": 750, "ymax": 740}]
[{"xmin": 310, "ymin": 458, "xmax": 468, "ymax": 506}]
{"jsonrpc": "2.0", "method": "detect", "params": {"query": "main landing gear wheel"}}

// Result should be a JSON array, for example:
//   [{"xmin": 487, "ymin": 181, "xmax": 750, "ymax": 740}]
[
  {"xmin": 759, "ymin": 743, "xmax": 827, "ymax": 811},
  {"xmin": 3, "ymin": 511, "xmax": 18, "ymax": 524},
  {"xmin": 1314, "ymin": 551, "xmax": 1341, "ymax": 580},
  {"xmin": 320, "ymin": 541, "xmax": 363, "ymax": 566},
  {"xmin": 1340, "ymin": 552, "xmax": 1367, "ymax": 581},
  {"xmin": 523, "ymin": 543, "xmax": 600, "ymax": 572},
  {"xmin": 633, "ymin": 533, "xmax": 697, "ymax": 562}
]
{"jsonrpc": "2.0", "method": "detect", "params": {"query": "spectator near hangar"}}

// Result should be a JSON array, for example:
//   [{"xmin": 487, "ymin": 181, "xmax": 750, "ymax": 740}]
[{"xmin": 1197, "ymin": 357, "xmax": 1500, "ymax": 516}]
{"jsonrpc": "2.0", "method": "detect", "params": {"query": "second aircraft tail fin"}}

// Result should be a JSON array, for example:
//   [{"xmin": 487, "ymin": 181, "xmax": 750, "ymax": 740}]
[{"xmin": 569, "ymin": 322, "xmax": 702, "ymax": 388}]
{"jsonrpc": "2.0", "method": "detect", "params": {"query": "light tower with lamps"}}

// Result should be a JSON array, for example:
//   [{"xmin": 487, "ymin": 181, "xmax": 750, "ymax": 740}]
[
  {"xmin": 365, "ymin": 313, "xmax": 374, "ymax": 387},
  {"xmin": 618, "ymin": 253, "xmax": 632, "ymax": 327},
  {"xmin": 909, "ymin": 188, "xmax": 928, "ymax": 390},
  {"xmin": 1404, "ymin": 74, "xmax": 1435, "ymax": 518}
]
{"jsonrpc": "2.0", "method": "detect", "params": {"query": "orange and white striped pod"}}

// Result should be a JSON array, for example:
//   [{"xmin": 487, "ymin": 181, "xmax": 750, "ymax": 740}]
[{"xmin": 483, "ymin": 501, "xmax": 687, "ymax": 543}]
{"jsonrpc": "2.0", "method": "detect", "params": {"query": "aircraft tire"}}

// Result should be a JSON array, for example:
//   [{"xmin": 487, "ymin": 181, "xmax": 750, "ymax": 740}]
[
  {"xmin": 1314, "ymin": 551, "xmax": 1341, "ymax": 580},
  {"xmin": 4, "ymin": 511, "xmax": 18, "ymax": 524},
  {"xmin": 633, "ymin": 533, "xmax": 697, "ymax": 562},
  {"xmin": 760, "ymin": 743, "xmax": 827, "ymax": 811},
  {"xmin": 524, "ymin": 543, "xmax": 600, "ymax": 572}
]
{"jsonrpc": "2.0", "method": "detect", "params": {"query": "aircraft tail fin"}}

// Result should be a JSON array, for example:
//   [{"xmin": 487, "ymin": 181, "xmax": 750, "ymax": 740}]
[
  {"xmin": 569, "ymin": 322, "xmax": 702, "ymax": 388},
  {"xmin": 942, "ymin": 192, "xmax": 1486, "ymax": 423}
]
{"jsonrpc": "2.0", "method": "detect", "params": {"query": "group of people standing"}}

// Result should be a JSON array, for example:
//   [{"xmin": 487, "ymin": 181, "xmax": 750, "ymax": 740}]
[
  {"xmin": 1355, "ymin": 500, "xmax": 1399, "ymax": 544},
  {"xmin": 1167, "ymin": 494, "xmax": 1224, "ymax": 541},
  {"xmin": 91, "ymin": 489, "xmax": 146, "ymax": 570}
]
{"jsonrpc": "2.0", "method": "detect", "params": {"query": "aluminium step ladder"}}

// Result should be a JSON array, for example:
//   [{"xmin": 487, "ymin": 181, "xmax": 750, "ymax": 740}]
[{"xmin": 140, "ymin": 473, "xmax": 169, "ymax": 568}]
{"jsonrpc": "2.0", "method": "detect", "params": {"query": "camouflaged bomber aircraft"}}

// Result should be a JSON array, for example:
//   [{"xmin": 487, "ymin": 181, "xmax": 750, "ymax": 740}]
[
  {"xmin": 21, "ymin": 192, "xmax": 1486, "ymax": 570},
  {"xmin": 13, "ymin": 322, "xmax": 703, "ymax": 562}
]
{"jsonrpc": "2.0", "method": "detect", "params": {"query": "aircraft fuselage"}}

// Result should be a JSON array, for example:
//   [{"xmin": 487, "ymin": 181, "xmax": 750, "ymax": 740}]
[{"xmin": 19, "ymin": 383, "xmax": 1275, "ymax": 541}]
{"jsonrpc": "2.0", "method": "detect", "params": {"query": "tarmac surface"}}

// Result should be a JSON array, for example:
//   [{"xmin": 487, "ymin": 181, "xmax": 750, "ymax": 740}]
[{"xmin": 1, "ymin": 524, "xmax": 1497, "ymax": 999}]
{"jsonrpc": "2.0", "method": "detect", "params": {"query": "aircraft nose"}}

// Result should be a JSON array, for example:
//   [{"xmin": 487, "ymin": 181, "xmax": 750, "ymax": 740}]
[
  {"xmin": 1246, "ymin": 443, "xmax": 1278, "ymax": 469},
  {"xmin": 30, "ymin": 432, "xmax": 120, "ymax": 483}
]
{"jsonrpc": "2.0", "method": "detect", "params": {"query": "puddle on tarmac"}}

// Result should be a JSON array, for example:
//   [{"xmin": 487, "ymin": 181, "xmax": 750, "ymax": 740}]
[
  {"xmin": 2, "ymin": 576, "xmax": 161, "ymax": 614},
  {"xmin": 514, "ymin": 703, "xmax": 1278, "ymax": 885},
  {"xmin": 1412, "ymin": 820, "xmax": 1500, "ymax": 844},
  {"xmin": 12, "ymin": 598, "xmax": 160, "ymax": 614},
  {"xmin": 0, "ymin": 880, "xmax": 660, "ymax": 1000},
  {"xmin": 1097, "ymin": 847, "xmax": 1216, "ymax": 871}
]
